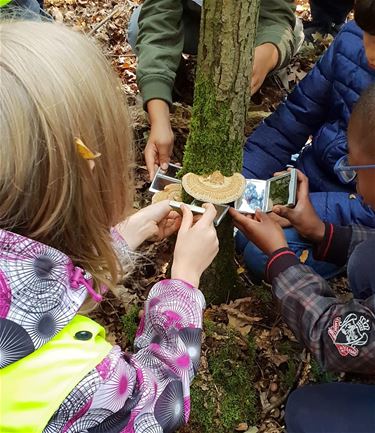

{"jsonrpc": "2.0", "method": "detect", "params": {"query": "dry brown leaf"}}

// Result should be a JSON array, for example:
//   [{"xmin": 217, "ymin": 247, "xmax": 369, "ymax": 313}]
[
  {"xmin": 270, "ymin": 353, "xmax": 289, "ymax": 367},
  {"xmin": 259, "ymin": 390, "xmax": 269, "ymax": 409},
  {"xmin": 228, "ymin": 318, "xmax": 252, "ymax": 336},
  {"xmin": 255, "ymin": 329, "xmax": 273, "ymax": 350},
  {"xmin": 237, "ymin": 266, "xmax": 246, "ymax": 275},
  {"xmin": 222, "ymin": 305, "xmax": 262, "ymax": 336},
  {"xmin": 300, "ymin": 249, "xmax": 309, "ymax": 264},
  {"xmin": 105, "ymin": 332, "xmax": 118, "ymax": 346},
  {"xmin": 281, "ymin": 324, "xmax": 298, "ymax": 342},
  {"xmin": 235, "ymin": 422, "xmax": 249, "ymax": 432},
  {"xmin": 111, "ymin": 285, "xmax": 138, "ymax": 307},
  {"xmin": 50, "ymin": 6, "xmax": 64, "ymax": 22},
  {"xmin": 229, "ymin": 297, "xmax": 254, "ymax": 308}
]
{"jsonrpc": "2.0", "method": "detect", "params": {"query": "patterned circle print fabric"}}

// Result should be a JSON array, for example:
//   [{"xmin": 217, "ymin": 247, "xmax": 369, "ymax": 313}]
[
  {"xmin": 0, "ymin": 318, "xmax": 34, "ymax": 368},
  {"xmin": 154, "ymin": 380, "xmax": 185, "ymax": 432},
  {"xmin": 10, "ymin": 253, "xmax": 66, "ymax": 314},
  {"xmin": 0, "ymin": 271, "xmax": 11, "ymax": 318}
]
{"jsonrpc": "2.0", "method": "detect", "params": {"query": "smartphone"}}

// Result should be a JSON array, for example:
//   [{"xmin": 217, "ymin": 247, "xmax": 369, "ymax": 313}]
[
  {"xmin": 266, "ymin": 170, "xmax": 297, "ymax": 212},
  {"xmin": 169, "ymin": 200, "xmax": 229, "ymax": 227},
  {"xmin": 235, "ymin": 169, "xmax": 297, "ymax": 214},
  {"xmin": 169, "ymin": 200, "xmax": 205, "ymax": 215},
  {"xmin": 149, "ymin": 163, "xmax": 181, "ymax": 194},
  {"xmin": 150, "ymin": 164, "xmax": 229, "ymax": 226},
  {"xmin": 162, "ymin": 164, "xmax": 181, "ymax": 179},
  {"xmin": 191, "ymin": 200, "xmax": 230, "ymax": 226}
]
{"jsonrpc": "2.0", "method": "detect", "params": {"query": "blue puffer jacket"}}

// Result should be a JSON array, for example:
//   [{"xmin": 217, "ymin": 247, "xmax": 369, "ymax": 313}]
[{"xmin": 243, "ymin": 20, "xmax": 375, "ymax": 226}]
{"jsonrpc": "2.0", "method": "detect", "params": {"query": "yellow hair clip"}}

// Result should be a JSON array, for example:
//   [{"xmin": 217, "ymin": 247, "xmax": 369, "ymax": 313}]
[{"xmin": 75, "ymin": 138, "xmax": 101, "ymax": 160}]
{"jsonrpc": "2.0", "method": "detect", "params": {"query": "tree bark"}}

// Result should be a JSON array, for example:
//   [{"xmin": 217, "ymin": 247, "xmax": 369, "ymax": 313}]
[{"xmin": 182, "ymin": 0, "xmax": 260, "ymax": 304}]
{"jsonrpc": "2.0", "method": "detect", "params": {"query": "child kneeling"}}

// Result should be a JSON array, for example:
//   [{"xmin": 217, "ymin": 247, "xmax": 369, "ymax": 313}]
[
  {"xmin": 239, "ymin": 0, "xmax": 375, "ymax": 280},
  {"xmin": 230, "ymin": 84, "xmax": 375, "ymax": 433},
  {"xmin": 0, "ymin": 20, "xmax": 218, "ymax": 433}
]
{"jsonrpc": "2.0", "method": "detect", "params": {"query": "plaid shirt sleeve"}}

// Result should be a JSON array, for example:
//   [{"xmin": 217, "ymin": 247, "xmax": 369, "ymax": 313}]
[
  {"xmin": 313, "ymin": 223, "xmax": 375, "ymax": 266},
  {"xmin": 266, "ymin": 224, "xmax": 375, "ymax": 374},
  {"xmin": 272, "ymin": 264, "xmax": 375, "ymax": 373}
]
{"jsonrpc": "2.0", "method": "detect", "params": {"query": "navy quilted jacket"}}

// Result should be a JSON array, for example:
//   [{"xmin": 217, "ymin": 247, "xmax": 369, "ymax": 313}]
[{"xmin": 243, "ymin": 21, "xmax": 375, "ymax": 194}]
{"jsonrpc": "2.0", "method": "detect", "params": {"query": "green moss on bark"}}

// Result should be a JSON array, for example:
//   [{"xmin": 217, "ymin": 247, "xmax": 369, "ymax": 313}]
[
  {"xmin": 188, "ymin": 379, "xmax": 217, "ymax": 432},
  {"xmin": 180, "ymin": 78, "xmax": 246, "ymax": 303},
  {"xmin": 181, "ymin": 77, "xmax": 243, "ymax": 177},
  {"xmin": 200, "ymin": 214, "xmax": 246, "ymax": 304},
  {"xmin": 181, "ymin": 320, "xmax": 258, "ymax": 433},
  {"xmin": 180, "ymin": 0, "xmax": 260, "ymax": 305},
  {"xmin": 209, "ymin": 332, "xmax": 257, "ymax": 429},
  {"xmin": 121, "ymin": 305, "xmax": 140, "ymax": 346}
]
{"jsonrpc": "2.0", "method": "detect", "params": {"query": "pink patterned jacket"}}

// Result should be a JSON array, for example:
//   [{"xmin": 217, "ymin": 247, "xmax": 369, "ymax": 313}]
[{"xmin": 0, "ymin": 228, "xmax": 205, "ymax": 432}]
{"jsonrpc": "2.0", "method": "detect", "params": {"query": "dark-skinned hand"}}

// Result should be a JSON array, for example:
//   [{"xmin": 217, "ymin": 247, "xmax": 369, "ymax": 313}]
[
  {"xmin": 273, "ymin": 169, "xmax": 325, "ymax": 243},
  {"xmin": 229, "ymin": 208, "xmax": 288, "ymax": 256}
]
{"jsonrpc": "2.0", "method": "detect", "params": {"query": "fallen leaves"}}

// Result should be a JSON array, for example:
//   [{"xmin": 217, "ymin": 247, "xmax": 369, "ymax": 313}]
[
  {"xmin": 49, "ymin": 6, "xmax": 64, "ymax": 21},
  {"xmin": 221, "ymin": 300, "xmax": 262, "ymax": 336},
  {"xmin": 235, "ymin": 423, "xmax": 249, "ymax": 432},
  {"xmin": 46, "ymin": 0, "xmax": 139, "ymax": 98},
  {"xmin": 299, "ymin": 249, "xmax": 309, "ymax": 264},
  {"xmin": 270, "ymin": 353, "xmax": 289, "ymax": 367}
]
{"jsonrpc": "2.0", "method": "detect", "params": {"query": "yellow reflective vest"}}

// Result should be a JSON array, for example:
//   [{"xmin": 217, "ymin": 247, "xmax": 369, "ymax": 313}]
[
  {"xmin": 0, "ymin": 315, "xmax": 112, "ymax": 433},
  {"xmin": 0, "ymin": 0, "xmax": 12, "ymax": 7}
]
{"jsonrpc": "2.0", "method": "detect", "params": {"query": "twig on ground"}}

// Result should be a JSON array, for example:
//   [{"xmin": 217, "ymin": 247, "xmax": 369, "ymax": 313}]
[
  {"xmin": 88, "ymin": 5, "xmax": 126, "ymax": 36},
  {"xmin": 235, "ymin": 256, "xmax": 255, "ymax": 288}
]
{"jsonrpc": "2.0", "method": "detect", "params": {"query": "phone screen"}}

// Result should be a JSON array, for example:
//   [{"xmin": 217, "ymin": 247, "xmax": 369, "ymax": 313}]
[
  {"xmin": 150, "ymin": 176, "xmax": 180, "ymax": 193},
  {"xmin": 160, "ymin": 164, "xmax": 180, "ymax": 179},
  {"xmin": 268, "ymin": 173, "xmax": 291, "ymax": 208},
  {"xmin": 191, "ymin": 200, "xmax": 229, "ymax": 225},
  {"xmin": 236, "ymin": 180, "xmax": 266, "ymax": 213}
]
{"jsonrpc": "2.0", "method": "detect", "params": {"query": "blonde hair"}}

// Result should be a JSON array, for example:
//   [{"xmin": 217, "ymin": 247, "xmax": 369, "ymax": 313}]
[{"xmin": 0, "ymin": 20, "xmax": 134, "ymax": 290}]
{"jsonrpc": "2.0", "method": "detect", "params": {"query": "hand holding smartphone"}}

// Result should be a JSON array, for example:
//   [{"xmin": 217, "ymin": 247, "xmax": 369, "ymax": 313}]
[
  {"xmin": 234, "ymin": 169, "xmax": 297, "ymax": 214},
  {"xmin": 149, "ymin": 164, "xmax": 230, "ymax": 226}
]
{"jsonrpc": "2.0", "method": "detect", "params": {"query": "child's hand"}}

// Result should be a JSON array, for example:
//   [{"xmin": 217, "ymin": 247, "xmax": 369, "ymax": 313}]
[
  {"xmin": 268, "ymin": 211, "xmax": 292, "ymax": 228},
  {"xmin": 116, "ymin": 201, "xmax": 181, "ymax": 250},
  {"xmin": 230, "ymin": 208, "xmax": 288, "ymax": 256},
  {"xmin": 171, "ymin": 203, "xmax": 219, "ymax": 288},
  {"xmin": 251, "ymin": 43, "xmax": 279, "ymax": 95},
  {"xmin": 145, "ymin": 100, "xmax": 174, "ymax": 180},
  {"xmin": 273, "ymin": 170, "xmax": 325, "ymax": 243}
]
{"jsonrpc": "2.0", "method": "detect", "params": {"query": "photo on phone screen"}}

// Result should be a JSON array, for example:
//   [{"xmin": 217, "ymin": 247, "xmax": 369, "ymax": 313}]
[
  {"xmin": 149, "ymin": 176, "xmax": 180, "ymax": 193},
  {"xmin": 268, "ymin": 173, "xmax": 291, "ymax": 207},
  {"xmin": 266, "ymin": 170, "xmax": 297, "ymax": 212},
  {"xmin": 235, "ymin": 180, "xmax": 266, "ymax": 213}
]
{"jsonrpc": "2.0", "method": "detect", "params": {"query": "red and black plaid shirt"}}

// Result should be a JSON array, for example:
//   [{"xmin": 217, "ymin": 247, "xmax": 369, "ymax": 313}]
[{"xmin": 267, "ymin": 224, "xmax": 375, "ymax": 374}]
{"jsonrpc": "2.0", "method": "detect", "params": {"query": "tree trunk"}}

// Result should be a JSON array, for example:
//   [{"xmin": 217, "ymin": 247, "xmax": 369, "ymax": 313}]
[{"xmin": 182, "ymin": 0, "xmax": 260, "ymax": 304}]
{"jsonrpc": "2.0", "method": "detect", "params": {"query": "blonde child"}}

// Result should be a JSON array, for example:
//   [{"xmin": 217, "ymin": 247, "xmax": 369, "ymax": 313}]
[{"xmin": 0, "ymin": 20, "xmax": 218, "ymax": 433}]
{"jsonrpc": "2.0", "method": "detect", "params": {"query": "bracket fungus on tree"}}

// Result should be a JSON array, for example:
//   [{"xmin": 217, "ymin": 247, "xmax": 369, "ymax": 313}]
[{"xmin": 182, "ymin": 171, "xmax": 246, "ymax": 205}]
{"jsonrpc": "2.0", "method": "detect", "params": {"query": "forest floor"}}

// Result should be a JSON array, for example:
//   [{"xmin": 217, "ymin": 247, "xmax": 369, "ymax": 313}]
[{"xmin": 43, "ymin": 1, "xmax": 371, "ymax": 432}]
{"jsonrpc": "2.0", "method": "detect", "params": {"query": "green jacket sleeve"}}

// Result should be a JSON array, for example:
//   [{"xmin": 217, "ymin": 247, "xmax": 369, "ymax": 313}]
[
  {"xmin": 136, "ymin": 0, "xmax": 297, "ymax": 108},
  {"xmin": 256, "ymin": 0, "xmax": 297, "ymax": 70},
  {"xmin": 136, "ymin": 0, "xmax": 184, "ymax": 108}
]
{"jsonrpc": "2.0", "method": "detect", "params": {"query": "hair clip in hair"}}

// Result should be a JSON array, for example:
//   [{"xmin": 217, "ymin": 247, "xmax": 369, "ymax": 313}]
[{"xmin": 75, "ymin": 138, "xmax": 101, "ymax": 160}]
